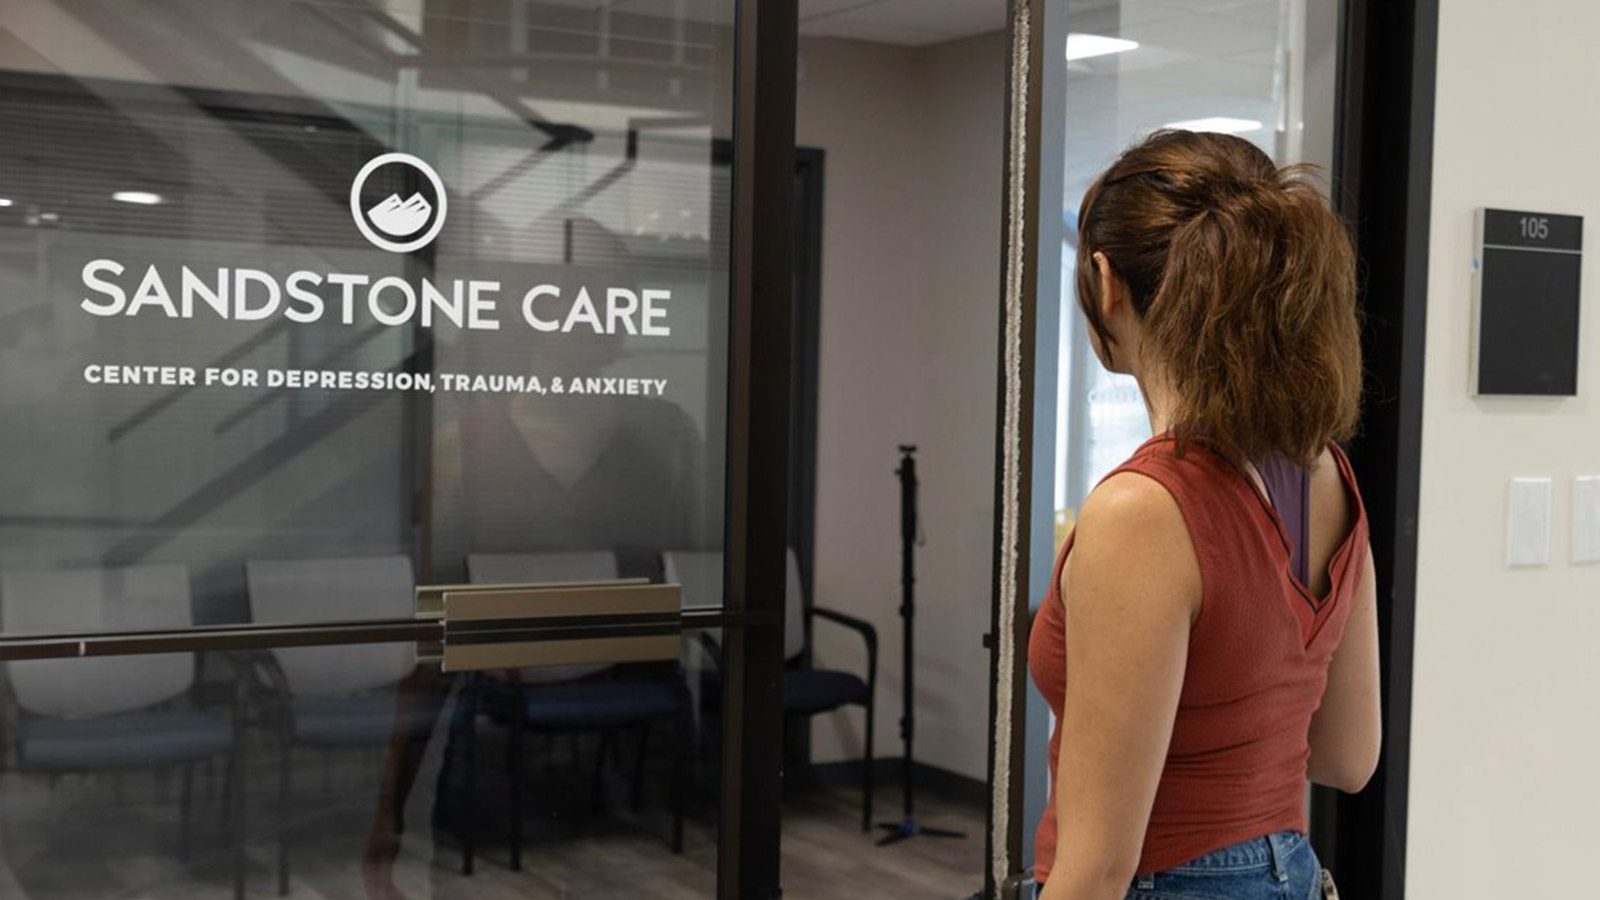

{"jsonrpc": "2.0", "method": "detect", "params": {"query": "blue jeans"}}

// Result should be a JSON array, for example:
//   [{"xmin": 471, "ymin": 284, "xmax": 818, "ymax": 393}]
[{"xmin": 1039, "ymin": 831, "xmax": 1324, "ymax": 900}]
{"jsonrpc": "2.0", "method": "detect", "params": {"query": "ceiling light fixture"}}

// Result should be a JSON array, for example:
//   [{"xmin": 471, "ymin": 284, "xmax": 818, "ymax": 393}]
[
  {"xmin": 0, "ymin": 198, "xmax": 12, "ymax": 208},
  {"xmin": 1163, "ymin": 116, "xmax": 1264, "ymax": 134},
  {"xmin": 113, "ymin": 190, "xmax": 164, "ymax": 205},
  {"xmin": 1066, "ymin": 33, "xmax": 1139, "ymax": 61}
]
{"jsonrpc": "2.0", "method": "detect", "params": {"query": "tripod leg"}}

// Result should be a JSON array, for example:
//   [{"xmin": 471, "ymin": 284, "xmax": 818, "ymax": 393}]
[
  {"xmin": 876, "ymin": 825, "xmax": 913, "ymax": 847},
  {"xmin": 861, "ymin": 700, "xmax": 874, "ymax": 832}
]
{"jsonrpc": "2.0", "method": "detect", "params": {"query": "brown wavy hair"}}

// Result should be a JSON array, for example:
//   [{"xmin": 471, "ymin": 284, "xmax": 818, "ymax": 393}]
[{"xmin": 1077, "ymin": 129, "xmax": 1361, "ymax": 467}]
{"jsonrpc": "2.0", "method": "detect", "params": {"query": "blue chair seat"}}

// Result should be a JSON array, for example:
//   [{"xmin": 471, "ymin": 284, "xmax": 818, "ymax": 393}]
[
  {"xmin": 783, "ymin": 668, "xmax": 869, "ymax": 715},
  {"xmin": 513, "ymin": 679, "xmax": 687, "ymax": 729},
  {"xmin": 293, "ymin": 692, "xmax": 436, "ymax": 745},
  {"xmin": 19, "ymin": 710, "xmax": 231, "ymax": 771}
]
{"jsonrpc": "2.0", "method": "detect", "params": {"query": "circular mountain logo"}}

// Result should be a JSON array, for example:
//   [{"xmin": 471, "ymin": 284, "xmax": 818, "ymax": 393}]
[{"xmin": 349, "ymin": 152, "xmax": 447, "ymax": 253}]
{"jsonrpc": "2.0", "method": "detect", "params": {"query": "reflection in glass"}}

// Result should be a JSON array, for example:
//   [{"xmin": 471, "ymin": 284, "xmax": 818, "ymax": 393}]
[
  {"xmin": 1053, "ymin": 0, "xmax": 1343, "ymax": 526},
  {"xmin": 0, "ymin": 0, "xmax": 735, "ymax": 896}
]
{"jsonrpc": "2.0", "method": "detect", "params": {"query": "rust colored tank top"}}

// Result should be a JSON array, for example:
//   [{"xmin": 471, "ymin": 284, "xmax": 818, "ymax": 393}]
[{"xmin": 1028, "ymin": 435, "xmax": 1368, "ymax": 882}]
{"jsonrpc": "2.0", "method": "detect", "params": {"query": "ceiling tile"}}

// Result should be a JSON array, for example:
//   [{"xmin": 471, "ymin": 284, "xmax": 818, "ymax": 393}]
[
  {"xmin": 799, "ymin": 0, "xmax": 880, "ymax": 19},
  {"xmin": 801, "ymin": 0, "xmax": 1006, "ymax": 46}
]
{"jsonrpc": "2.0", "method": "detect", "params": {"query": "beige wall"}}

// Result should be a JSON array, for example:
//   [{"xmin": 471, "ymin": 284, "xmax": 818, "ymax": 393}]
[
  {"xmin": 1407, "ymin": 1, "xmax": 1600, "ymax": 895},
  {"xmin": 797, "ymin": 32, "xmax": 1004, "ymax": 781}
]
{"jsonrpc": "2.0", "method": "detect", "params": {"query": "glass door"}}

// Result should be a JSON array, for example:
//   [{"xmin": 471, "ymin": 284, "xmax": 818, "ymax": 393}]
[
  {"xmin": 0, "ymin": 1, "xmax": 792, "ymax": 897},
  {"xmin": 988, "ymin": 0, "xmax": 1347, "ymax": 896}
]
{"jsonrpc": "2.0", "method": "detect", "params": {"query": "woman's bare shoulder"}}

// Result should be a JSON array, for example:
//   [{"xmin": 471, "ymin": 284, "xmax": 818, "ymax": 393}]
[
  {"xmin": 1310, "ymin": 446, "xmax": 1352, "ymax": 519},
  {"xmin": 1065, "ymin": 472, "xmax": 1202, "ymax": 618}
]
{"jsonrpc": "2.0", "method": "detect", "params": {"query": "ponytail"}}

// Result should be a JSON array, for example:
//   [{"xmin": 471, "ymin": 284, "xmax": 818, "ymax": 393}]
[{"xmin": 1077, "ymin": 130, "xmax": 1361, "ymax": 467}]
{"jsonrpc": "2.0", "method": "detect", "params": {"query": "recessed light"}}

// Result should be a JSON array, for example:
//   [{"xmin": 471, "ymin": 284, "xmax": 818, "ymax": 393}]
[
  {"xmin": 0, "ymin": 198, "xmax": 13, "ymax": 208},
  {"xmin": 113, "ymin": 190, "xmax": 164, "ymax": 205},
  {"xmin": 1066, "ymin": 33, "xmax": 1139, "ymax": 62},
  {"xmin": 1164, "ymin": 117, "xmax": 1264, "ymax": 134}
]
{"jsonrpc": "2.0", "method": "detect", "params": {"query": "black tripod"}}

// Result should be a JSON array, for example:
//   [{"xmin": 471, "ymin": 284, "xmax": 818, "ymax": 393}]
[{"xmin": 877, "ymin": 445, "xmax": 965, "ymax": 846}]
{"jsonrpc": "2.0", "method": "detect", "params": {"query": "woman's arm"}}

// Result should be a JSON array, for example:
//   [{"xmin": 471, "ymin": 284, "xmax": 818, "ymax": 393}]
[
  {"xmin": 1306, "ymin": 543, "xmax": 1381, "ymax": 792},
  {"xmin": 1041, "ymin": 473, "xmax": 1202, "ymax": 900}
]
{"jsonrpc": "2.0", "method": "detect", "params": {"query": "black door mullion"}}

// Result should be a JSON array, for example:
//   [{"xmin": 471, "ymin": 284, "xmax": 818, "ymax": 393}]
[{"xmin": 719, "ymin": 1, "xmax": 798, "ymax": 898}]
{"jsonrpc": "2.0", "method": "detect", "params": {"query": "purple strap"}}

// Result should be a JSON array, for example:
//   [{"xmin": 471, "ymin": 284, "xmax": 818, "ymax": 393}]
[{"xmin": 1255, "ymin": 456, "xmax": 1311, "ymax": 585}]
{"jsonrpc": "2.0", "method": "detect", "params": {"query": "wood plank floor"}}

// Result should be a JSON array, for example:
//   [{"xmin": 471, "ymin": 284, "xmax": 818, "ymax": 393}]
[{"xmin": 0, "ymin": 767, "xmax": 986, "ymax": 899}]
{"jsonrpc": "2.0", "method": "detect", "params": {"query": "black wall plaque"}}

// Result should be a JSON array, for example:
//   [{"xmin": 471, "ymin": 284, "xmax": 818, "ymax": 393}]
[{"xmin": 1474, "ymin": 208, "xmax": 1583, "ymax": 396}]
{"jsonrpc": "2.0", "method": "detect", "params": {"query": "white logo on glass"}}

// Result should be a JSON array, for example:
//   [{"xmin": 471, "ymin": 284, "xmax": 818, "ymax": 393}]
[{"xmin": 349, "ymin": 152, "xmax": 448, "ymax": 253}]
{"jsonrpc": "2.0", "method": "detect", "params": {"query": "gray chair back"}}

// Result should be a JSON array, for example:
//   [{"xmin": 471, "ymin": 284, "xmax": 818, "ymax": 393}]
[
  {"xmin": 783, "ymin": 550, "xmax": 806, "ymax": 662},
  {"xmin": 0, "ymin": 565, "xmax": 193, "ymax": 719},
  {"xmin": 467, "ymin": 551, "xmax": 619, "ymax": 585},
  {"xmin": 245, "ymin": 556, "xmax": 414, "ymax": 697},
  {"xmin": 466, "ymin": 551, "xmax": 621, "ymax": 683},
  {"xmin": 663, "ymin": 550, "xmax": 805, "ymax": 662}
]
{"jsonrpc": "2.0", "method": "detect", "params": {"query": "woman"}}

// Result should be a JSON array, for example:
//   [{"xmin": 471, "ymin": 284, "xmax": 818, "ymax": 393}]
[{"xmin": 1030, "ymin": 130, "xmax": 1381, "ymax": 900}]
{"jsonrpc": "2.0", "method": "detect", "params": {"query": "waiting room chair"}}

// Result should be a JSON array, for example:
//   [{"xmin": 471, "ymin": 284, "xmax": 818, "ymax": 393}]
[
  {"xmin": 244, "ymin": 555, "xmax": 427, "ymax": 895},
  {"xmin": 663, "ymin": 548, "xmax": 877, "ymax": 830},
  {"xmin": 0, "ymin": 565, "xmax": 246, "ymax": 897},
  {"xmin": 461, "ymin": 551, "xmax": 689, "ymax": 873}
]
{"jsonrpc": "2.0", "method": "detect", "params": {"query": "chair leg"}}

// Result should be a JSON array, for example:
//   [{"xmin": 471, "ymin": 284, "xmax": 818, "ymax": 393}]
[
  {"xmin": 863, "ymin": 698, "xmax": 875, "ymax": 833},
  {"xmin": 508, "ymin": 710, "xmax": 523, "ymax": 872},
  {"xmin": 672, "ymin": 707, "xmax": 688, "ymax": 854},
  {"xmin": 631, "ymin": 724, "xmax": 651, "ymax": 811},
  {"xmin": 226, "ymin": 743, "xmax": 246, "ymax": 900},
  {"xmin": 278, "ymin": 733, "xmax": 291, "ymax": 895},
  {"xmin": 591, "ymin": 731, "xmax": 612, "ymax": 813},
  {"xmin": 461, "ymin": 690, "xmax": 477, "ymax": 877},
  {"xmin": 180, "ymin": 763, "xmax": 194, "ymax": 863}
]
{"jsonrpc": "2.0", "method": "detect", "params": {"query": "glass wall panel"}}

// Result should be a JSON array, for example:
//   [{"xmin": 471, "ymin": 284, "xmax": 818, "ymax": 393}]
[
  {"xmin": 1053, "ymin": 0, "xmax": 1342, "ymax": 529},
  {"xmin": 0, "ymin": 0, "xmax": 732, "ymax": 609},
  {"xmin": 1023, "ymin": 0, "xmax": 1345, "ymax": 879},
  {"xmin": 0, "ymin": 633, "xmax": 722, "ymax": 898},
  {"xmin": 0, "ymin": 1, "xmax": 739, "ymax": 896}
]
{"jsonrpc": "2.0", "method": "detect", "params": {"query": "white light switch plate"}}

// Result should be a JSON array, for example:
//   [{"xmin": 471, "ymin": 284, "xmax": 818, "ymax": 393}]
[
  {"xmin": 1507, "ymin": 477, "xmax": 1552, "ymax": 567},
  {"xmin": 1575, "ymin": 477, "xmax": 1600, "ymax": 564}
]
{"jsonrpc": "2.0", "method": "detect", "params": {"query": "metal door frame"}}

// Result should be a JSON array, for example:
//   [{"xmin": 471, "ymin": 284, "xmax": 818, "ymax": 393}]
[
  {"xmin": 717, "ymin": 1, "xmax": 797, "ymax": 897},
  {"xmin": 984, "ymin": 1, "xmax": 1436, "ymax": 897}
]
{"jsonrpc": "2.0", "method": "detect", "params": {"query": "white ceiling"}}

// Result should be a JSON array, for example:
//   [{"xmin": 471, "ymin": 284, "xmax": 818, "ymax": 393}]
[
  {"xmin": 798, "ymin": 0, "xmax": 1008, "ymax": 46},
  {"xmin": 408, "ymin": 0, "xmax": 1006, "ymax": 46}
]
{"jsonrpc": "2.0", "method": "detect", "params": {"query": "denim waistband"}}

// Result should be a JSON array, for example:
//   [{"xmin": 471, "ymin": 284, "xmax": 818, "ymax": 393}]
[
  {"xmin": 1127, "ymin": 830, "xmax": 1304, "ymax": 893},
  {"xmin": 1033, "ymin": 831, "xmax": 1311, "ymax": 897},
  {"xmin": 1167, "ymin": 831, "xmax": 1302, "ymax": 873}
]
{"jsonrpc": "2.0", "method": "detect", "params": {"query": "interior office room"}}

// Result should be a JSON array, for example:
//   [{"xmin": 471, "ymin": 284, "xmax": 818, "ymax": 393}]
[
  {"xmin": 0, "ymin": 1, "xmax": 1592, "ymax": 899},
  {"xmin": 0, "ymin": 1, "xmax": 1007, "ymax": 898}
]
